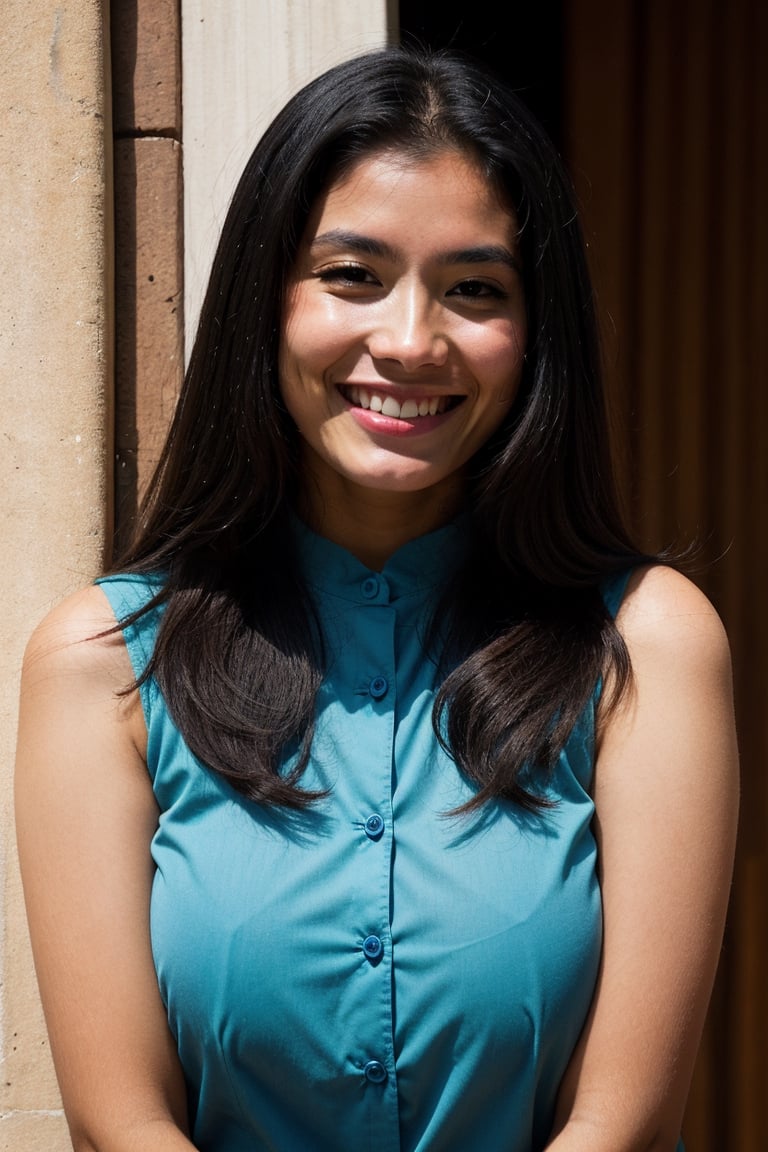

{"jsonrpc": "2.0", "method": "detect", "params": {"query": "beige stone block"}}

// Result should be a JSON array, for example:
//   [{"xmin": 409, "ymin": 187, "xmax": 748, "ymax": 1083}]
[
  {"xmin": 112, "ymin": 0, "xmax": 181, "ymax": 133},
  {"xmin": 114, "ymin": 135, "xmax": 183, "ymax": 543},
  {"xmin": 2, "ymin": 840, "xmax": 62, "ymax": 1112},
  {"xmin": 0, "ymin": 1112, "xmax": 70, "ymax": 1152},
  {"xmin": 0, "ymin": 0, "xmax": 111, "ymax": 1137}
]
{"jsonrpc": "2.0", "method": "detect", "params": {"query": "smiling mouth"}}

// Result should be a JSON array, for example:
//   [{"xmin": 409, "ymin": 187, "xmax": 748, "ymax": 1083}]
[{"xmin": 341, "ymin": 385, "xmax": 463, "ymax": 420}]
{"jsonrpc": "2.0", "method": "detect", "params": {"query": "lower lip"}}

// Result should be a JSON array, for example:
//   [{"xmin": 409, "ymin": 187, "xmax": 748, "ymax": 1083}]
[{"xmin": 345, "ymin": 402, "xmax": 460, "ymax": 438}]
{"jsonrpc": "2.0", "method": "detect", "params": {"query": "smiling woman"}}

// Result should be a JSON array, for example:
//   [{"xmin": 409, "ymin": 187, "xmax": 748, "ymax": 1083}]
[
  {"xmin": 280, "ymin": 148, "xmax": 527, "ymax": 561},
  {"xmin": 15, "ymin": 44, "xmax": 737, "ymax": 1152}
]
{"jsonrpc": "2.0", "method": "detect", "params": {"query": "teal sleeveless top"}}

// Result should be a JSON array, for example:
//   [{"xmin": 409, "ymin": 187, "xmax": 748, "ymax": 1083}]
[{"xmin": 98, "ymin": 523, "xmax": 673, "ymax": 1151}]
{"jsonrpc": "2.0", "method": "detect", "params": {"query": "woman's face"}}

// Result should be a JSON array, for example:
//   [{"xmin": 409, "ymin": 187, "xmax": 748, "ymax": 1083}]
[{"xmin": 280, "ymin": 148, "xmax": 527, "ymax": 511}]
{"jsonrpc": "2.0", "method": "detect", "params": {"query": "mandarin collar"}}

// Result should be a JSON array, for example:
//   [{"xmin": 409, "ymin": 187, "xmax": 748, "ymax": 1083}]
[{"xmin": 293, "ymin": 515, "xmax": 468, "ymax": 605}]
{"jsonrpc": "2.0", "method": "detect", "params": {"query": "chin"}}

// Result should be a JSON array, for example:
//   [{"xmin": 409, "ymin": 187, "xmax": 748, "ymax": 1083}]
[{"xmin": 352, "ymin": 470, "xmax": 447, "ymax": 493}]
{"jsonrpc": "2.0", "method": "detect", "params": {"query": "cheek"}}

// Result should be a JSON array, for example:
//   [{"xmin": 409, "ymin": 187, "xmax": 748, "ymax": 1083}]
[
  {"xmin": 469, "ymin": 325, "xmax": 527, "ymax": 404},
  {"xmin": 282, "ymin": 290, "xmax": 362, "ymax": 370}
]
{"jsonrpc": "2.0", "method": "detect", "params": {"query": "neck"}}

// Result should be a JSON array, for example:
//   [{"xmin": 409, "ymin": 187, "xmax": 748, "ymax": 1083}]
[{"xmin": 296, "ymin": 468, "xmax": 465, "ymax": 571}]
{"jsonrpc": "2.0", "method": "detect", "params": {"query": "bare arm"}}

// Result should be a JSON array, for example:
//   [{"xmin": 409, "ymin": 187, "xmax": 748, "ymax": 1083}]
[
  {"xmin": 545, "ymin": 565, "xmax": 739, "ymax": 1151},
  {"xmin": 15, "ymin": 586, "xmax": 197, "ymax": 1152}
]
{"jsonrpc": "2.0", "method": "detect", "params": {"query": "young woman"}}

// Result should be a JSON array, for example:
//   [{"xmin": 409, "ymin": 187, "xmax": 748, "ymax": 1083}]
[{"xmin": 15, "ymin": 46, "xmax": 738, "ymax": 1152}]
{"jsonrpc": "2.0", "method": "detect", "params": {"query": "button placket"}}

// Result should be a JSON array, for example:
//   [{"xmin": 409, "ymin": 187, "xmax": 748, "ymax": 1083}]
[{"xmin": 351, "ymin": 594, "xmax": 397, "ymax": 1108}]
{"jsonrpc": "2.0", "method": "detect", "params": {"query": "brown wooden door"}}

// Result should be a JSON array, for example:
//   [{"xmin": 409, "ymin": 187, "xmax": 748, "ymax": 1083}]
[{"xmin": 565, "ymin": 2, "xmax": 768, "ymax": 1146}]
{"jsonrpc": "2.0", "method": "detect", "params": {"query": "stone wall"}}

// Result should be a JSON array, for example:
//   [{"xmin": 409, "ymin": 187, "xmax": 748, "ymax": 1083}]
[{"xmin": 0, "ymin": 3, "xmax": 112, "ymax": 1147}]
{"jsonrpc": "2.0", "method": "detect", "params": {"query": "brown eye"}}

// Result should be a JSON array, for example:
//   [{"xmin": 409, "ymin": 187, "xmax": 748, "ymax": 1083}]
[{"xmin": 448, "ymin": 279, "xmax": 506, "ymax": 300}]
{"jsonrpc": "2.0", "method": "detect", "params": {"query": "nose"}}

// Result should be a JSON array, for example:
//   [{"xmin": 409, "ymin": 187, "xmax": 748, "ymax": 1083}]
[{"xmin": 367, "ymin": 283, "xmax": 449, "ymax": 370}]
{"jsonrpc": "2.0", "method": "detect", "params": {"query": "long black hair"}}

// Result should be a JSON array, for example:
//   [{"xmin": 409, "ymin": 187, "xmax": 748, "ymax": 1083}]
[{"xmin": 113, "ymin": 45, "xmax": 650, "ymax": 810}]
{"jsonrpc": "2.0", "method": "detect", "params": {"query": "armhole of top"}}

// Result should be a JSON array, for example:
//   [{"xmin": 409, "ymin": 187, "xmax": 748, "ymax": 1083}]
[
  {"xmin": 94, "ymin": 575, "xmax": 163, "ymax": 728},
  {"xmin": 591, "ymin": 567, "xmax": 636, "ymax": 715},
  {"xmin": 601, "ymin": 567, "xmax": 634, "ymax": 621}
]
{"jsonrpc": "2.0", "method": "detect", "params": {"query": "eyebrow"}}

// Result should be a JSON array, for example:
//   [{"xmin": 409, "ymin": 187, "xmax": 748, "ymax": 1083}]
[{"xmin": 309, "ymin": 230, "xmax": 522, "ymax": 273}]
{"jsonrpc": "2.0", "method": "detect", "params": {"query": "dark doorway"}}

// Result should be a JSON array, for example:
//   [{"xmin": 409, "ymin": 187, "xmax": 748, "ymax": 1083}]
[{"xmin": 398, "ymin": 2, "xmax": 564, "ymax": 152}]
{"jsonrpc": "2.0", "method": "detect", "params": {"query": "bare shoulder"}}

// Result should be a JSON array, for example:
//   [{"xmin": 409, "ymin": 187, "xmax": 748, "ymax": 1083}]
[
  {"xmin": 16, "ymin": 576, "xmax": 153, "ymax": 777},
  {"xmin": 616, "ymin": 563, "xmax": 732, "ymax": 677},
  {"xmin": 598, "ymin": 562, "xmax": 738, "ymax": 789},
  {"xmin": 18, "ymin": 583, "xmax": 146, "ymax": 756},
  {"xmin": 22, "ymin": 583, "xmax": 132, "ymax": 688}
]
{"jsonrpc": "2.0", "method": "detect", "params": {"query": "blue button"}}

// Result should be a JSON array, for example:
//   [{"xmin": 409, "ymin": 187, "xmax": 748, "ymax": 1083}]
[
  {"xmin": 363, "ymin": 934, "xmax": 384, "ymax": 962},
  {"xmin": 361, "ymin": 576, "xmax": 379, "ymax": 599},
  {"xmin": 369, "ymin": 676, "xmax": 388, "ymax": 699},
  {"xmin": 363, "ymin": 1060, "xmax": 388, "ymax": 1084},
  {"xmin": 364, "ymin": 813, "xmax": 384, "ymax": 840}
]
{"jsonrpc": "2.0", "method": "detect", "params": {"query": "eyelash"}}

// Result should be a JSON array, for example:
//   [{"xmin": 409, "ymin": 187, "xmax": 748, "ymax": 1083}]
[
  {"xmin": 316, "ymin": 264, "xmax": 508, "ymax": 300},
  {"xmin": 316, "ymin": 263, "xmax": 376, "ymax": 286}
]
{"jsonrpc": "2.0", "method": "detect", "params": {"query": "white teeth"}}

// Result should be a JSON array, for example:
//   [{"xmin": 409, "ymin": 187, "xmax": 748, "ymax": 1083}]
[
  {"xmin": 344, "ymin": 386, "xmax": 455, "ymax": 420},
  {"xmin": 381, "ymin": 396, "xmax": 402, "ymax": 418}
]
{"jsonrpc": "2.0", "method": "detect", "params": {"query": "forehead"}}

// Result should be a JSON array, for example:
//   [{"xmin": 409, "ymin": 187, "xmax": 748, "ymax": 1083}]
[{"xmin": 303, "ymin": 148, "xmax": 519, "ymax": 246}]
